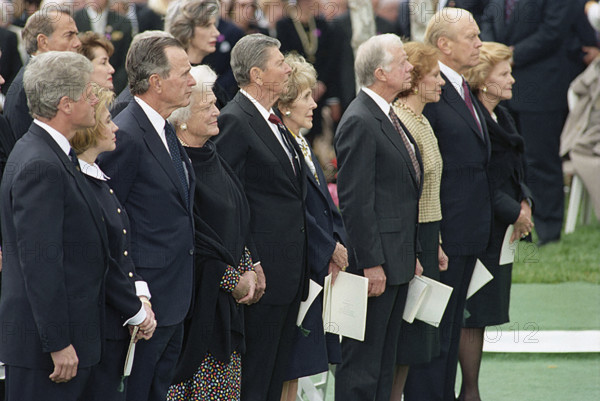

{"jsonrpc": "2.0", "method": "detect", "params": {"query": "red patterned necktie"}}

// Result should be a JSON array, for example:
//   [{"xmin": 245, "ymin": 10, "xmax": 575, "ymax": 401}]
[
  {"xmin": 388, "ymin": 109, "xmax": 421, "ymax": 185},
  {"xmin": 462, "ymin": 78, "xmax": 483, "ymax": 137},
  {"xmin": 505, "ymin": 0, "xmax": 517, "ymax": 23}
]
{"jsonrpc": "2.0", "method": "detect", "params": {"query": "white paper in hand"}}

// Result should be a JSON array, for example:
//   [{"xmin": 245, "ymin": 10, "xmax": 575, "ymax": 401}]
[
  {"xmin": 123, "ymin": 326, "xmax": 139, "ymax": 377},
  {"xmin": 297, "ymin": 279, "xmax": 323, "ymax": 326},
  {"xmin": 414, "ymin": 276, "xmax": 453, "ymax": 328},
  {"xmin": 499, "ymin": 225, "xmax": 516, "ymax": 265},
  {"xmin": 403, "ymin": 276, "xmax": 429, "ymax": 323},
  {"xmin": 467, "ymin": 259, "xmax": 494, "ymax": 299},
  {"xmin": 322, "ymin": 271, "xmax": 368, "ymax": 341}
]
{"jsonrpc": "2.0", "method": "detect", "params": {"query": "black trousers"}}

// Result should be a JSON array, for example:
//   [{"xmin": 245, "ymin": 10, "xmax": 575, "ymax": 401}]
[
  {"xmin": 335, "ymin": 283, "xmax": 409, "ymax": 401},
  {"xmin": 125, "ymin": 323, "xmax": 184, "ymax": 401},
  {"xmin": 404, "ymin": 255, "xmax": 477, "ymax": 401},
  {"xmin": 5, "ymin": 365, "xmax": 92, "ymax": 401},
  {"xmin": 241, "ymin": 287, "xmax": 302, "ymax": 401},
  {"xmin": 512, "ymin": 109, "xmax": 567, "ymax": 242}
]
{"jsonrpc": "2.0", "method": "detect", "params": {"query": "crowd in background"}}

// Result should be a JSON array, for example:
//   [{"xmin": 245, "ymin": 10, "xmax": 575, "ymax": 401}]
[{"xmin": 0, "ymin": 1, "xmax": 598, "ymax": 401}]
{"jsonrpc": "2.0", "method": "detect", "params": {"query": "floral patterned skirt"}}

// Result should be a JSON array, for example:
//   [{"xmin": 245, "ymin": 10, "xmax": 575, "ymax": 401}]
[{"xmin": 167, "ymin": 351, "xmax": 241, "ymax": 401}]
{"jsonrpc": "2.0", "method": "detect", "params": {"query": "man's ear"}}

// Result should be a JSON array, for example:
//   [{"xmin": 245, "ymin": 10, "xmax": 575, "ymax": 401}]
[
  {"xmin": 57, "ymin": 96, "xmax": 72, "ymax": 115},
  {"xmin": 437, "ymin": 36, "xmax": 452, "ymax": 56},
  {"xmin": 374, "ymin": 66, "xmax": 387, "ymax": 83},
  {"xmin": 148, "ymin": 74, "xmax": 162, "ymax": 93},
  {"xmin": 250, "ymin": 66, "xmax": 263, "ymax": 85},
  {"xmin": 37, "ymin": 34, "xmax": 49, "ymax": 53}
]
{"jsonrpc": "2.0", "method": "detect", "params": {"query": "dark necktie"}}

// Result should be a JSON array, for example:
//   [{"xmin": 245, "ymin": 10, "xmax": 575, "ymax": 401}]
[
  {"xmin": 268, "ymin": 113, "xmax": 299, "ymax": 175},
  {"xmin": 388, "ymin": 109, "xmax": 421, "ymax": 185},
  {"xmin": 69, "ymin": 148, "xmax": 80, "ymax": 171},
  {"xmin": 462, "ymin": 78, "xmax": 483, "ymax": 137},
  {"xmin": 505, "ymin": 0, "xmax": 517, "ymax": 23},
  {"xmin": 164, "ymin": 121, "xmax": 189, "ymax": 202}
]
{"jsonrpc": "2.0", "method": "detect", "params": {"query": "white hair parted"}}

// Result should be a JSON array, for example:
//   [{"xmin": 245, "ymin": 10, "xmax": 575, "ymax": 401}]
[
  {"xmin": 354, "ymin": 33, "xmax": 404, "ymax": 88},
  {"xmin": 23, "ymin": 51, "xmax": 93, "ymax": 119},
  {"xmin": 168, "ymin": 64, "xmax": 218, "ymax": 126},
  {"xmin": 230, "ymin": 33, "xmax": 281, "ymax": 87}
]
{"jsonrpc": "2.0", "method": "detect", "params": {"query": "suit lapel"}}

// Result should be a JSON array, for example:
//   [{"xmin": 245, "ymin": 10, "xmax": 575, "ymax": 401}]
[
  {"xmin": 32, "ymin": 125, "xmax": 109, "ymax": 250},
  {"xmin": 359, "ymin": 92, "xmax": 420, "ymax": 188},
  {"xmin": 130, "ymin": 102, "xmax": 189, "ymax": 206},
  {"xmin": 440, "ymin": 73, "xmax": 486, "ymax": 144},
  {"xmin": 237, "ymin": 93, "xmax": 302, "ymax": 194}
]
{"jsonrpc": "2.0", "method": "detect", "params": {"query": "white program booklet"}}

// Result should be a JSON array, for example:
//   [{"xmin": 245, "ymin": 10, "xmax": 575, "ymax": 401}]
[
  {"xmin": 499, "ymin": 224, "xmax": 516, "ymax": 265},
  {"xmin": 296, "ymin": 279, "xmax": 323, "ymax": 326},
  {"xmin": 414, "ymin": 276, "xmax": 453, "ymax": 328},
  {"xmin": 403, "ymin": 275, "xmax": 430, "ymax": 323},
  {"xmin": 322, "ymin": 271, "xmax": 369, "ymax": 341},
  {"xmin": 467, "ymin": 259, "xmax": 494, "ymax": 299}
]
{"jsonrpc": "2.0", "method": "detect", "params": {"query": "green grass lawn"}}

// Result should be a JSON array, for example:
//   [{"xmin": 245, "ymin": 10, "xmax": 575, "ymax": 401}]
[{"xmin": 513, "ymin": 221, "xmax": 600, "ymax": 284}]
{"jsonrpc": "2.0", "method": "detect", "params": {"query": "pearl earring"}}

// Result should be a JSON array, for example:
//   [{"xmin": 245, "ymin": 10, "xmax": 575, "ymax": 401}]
[
  {"xmin": 413, "ymin": 88, "xmax": 419, "ymax": 95},
  {"xmin": 482, "ymin": 86, "xmax": 488, "ymax": 93},
  {"xmin": 181, "ymin": 123, "xmax": 188, "ymax": 130},
  {"xmin": 284, "ymin": 111, "xmax": 291, "ymax": 116}
]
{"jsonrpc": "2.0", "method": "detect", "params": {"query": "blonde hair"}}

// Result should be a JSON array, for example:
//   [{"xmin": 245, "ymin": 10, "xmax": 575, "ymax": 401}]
[
  {"xmin": 277, "ymin": 53, "xmax": 317, "ymax": 109},
  {"xmin": 464, "ymin": 42, "xmax": 512, "ymax": 93},
  {"xmin": 398, "ymin": 42, "xmax": 439, "ymax": 98},
  {"xmin": 70, "ymin": 85, "xmax": 115, "ymax": 154}
]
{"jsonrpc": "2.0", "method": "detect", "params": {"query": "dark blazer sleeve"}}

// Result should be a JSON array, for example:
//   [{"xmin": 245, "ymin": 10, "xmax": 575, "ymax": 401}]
[
  {"xmin": 335, "ymin": 115, "xmax": 383, "ymax": 270},
  {"xmin": 509, "ymin": 0, "xmax": 571, "ymax": 68},
  {"xmin": 4, "ymin": 69, "xmax": 32, "ymax": 140},
  {"xmin": 10, "ymin": 158, "xmax": 73, "ymax": 353}
]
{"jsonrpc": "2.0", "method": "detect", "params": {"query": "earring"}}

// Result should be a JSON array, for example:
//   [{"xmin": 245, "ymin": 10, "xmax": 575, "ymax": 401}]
[
  {"xmin": 181, "ymin": 123, "xmax": 188, "ymax": 130},
  {"xmin": 413, "ymin": 88, "xmax": 419, "ymax": 95},
  {"xmin": 284, "ymin": 111, "xmax": 291, "ymax": 116},
  {"xmin": 482, "ymin": 86, "xmax": 488, "ymax": 93}
]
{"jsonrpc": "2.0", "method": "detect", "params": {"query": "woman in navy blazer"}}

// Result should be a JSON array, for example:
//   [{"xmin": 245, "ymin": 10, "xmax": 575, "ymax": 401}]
[
  {"xmin": 70, "ymin": 86, "xmax": 157, "ymax": 400},
  {"xmin": 459, "ymin": 42, "xmax": 534, "ymax": 401},
  {"xmin": 277, "ymin": 53, "xmax": 348, "ymax": 401}
]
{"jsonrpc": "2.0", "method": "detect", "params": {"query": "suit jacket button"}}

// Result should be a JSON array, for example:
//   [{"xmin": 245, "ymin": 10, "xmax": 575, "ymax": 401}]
[
  {"xmin": 117, "ymin": 208, "xmax": 122, "ymax": 214},
  {"xmin": 109, "ymin": 189, "xmax": 114, "ymax": 194},
  {"xmin": 189, "ymin": 249, "xmax": 194, "ymax": 255},
  {"xmin": 300, "ymin": 226, "xmax": 305, "ymax": 233},
  {"xmin": 123, "ymin": 229, "xmax": 127, "ymax": 235},
  {"xmin": 124, "ymin": 250, "xmax": 128, "ymax": 256},
  {"xmin": 323, "ymin": 210, "xmax": 328, "ymax": 216},
  {"xmin": 128, "ymin": 272, "xmax": 133, "ymax": 278}
]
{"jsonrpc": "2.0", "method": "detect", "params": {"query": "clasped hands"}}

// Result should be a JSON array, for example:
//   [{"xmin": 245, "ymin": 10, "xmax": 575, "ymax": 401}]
[
  {"xmin": 510, "ymin": 200, "xmax": 534, "ymax": 243},
  {"xmin": 233, "ymin": 263, "xmax": 266, "ymax": 305}
]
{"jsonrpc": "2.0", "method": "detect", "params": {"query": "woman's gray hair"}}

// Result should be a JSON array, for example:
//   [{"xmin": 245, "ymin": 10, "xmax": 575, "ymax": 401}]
[
  {"xmin": 230, "ymin": 33, "xmax": 281, "ymax": 87},
  {"xmin": 23, "ymin": 51, "xmax": 93, "ymax": 119},
  {"xmin": 126, "ymin": 35, "xmax": 185, "ymax": 95},
  {"xmin": 169, "ymin": 65, "xmax": 217, "ymax": 126},
  {"xmin": 22, "ymin": 5, "xmax": 72, "ymax": 56},
  {"xmin": 165, "ymin": 0, "xmax": 220, "ymax": 50},
  {"xmin": 355, "ymin": 34, "xmax": 404, "ymax": 88}
]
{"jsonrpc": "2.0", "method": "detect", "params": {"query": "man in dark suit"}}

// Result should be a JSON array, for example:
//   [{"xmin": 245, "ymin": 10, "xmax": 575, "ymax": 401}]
[
  {"xmin": 334, "ymin": 34, "xmax": 423, "ymax": 401},
  {"xmin": 0, "ymin": 26, "xmax": 22, "ymax": 95},
  {"xmin": 403, "ymin": 8, "xmax": 493, "ymax": 401},
  {"xmin": 74, "ymin": 0, "xmax": 133, "ymax": 94},
  {"xmin": 0, "ymin": 51, "xmax": 108, "ymax": 401},
  {"xmin": 481, "ymin": 0, "xmax": 573, "ymax": 245},
  {"xmin": 4, "ymin": 6, "xmax": 81, "ymax": 141},
  {"xmin": 213, "ymin": 34, "xmax": 308, "ymax": 401},
  {"xmin": 98, "ymin": 36, "xmax": 197, "ymax": 401}
]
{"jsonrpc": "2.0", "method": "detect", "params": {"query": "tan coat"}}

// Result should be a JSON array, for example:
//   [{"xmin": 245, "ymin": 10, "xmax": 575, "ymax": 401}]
[{"xmin": 560, "ymin": 58, "xmax": 600, "ymax": 218}]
